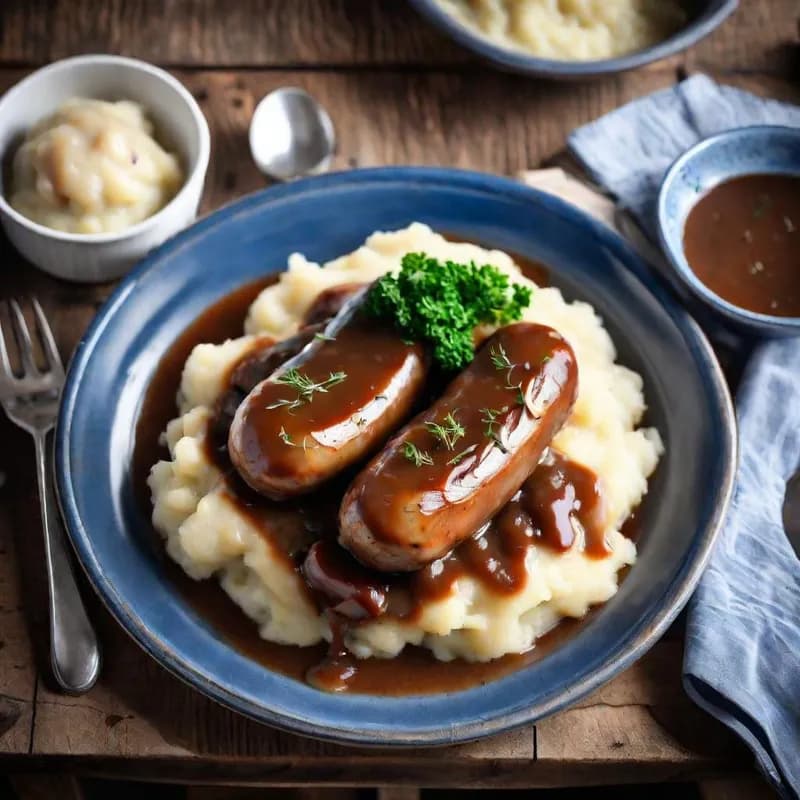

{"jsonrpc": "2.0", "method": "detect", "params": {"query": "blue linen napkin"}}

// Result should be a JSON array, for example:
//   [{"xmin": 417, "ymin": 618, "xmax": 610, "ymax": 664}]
[{"xmin": 567, "ymin": 74, "xmax": 800, "ymax": 798}]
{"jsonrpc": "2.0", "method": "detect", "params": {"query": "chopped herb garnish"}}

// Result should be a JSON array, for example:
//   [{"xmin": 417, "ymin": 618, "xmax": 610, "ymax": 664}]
[
  {"xmin": 278, "ymin": 426, "xmax": 317, "ymax": 451},
  {"xmin": 364, "ymin": 252, "xmax": 532, "ymax": 371},
  {"xmin": 481, "ymin": 407, "xmax": 509, "ymax": 453},
  {"xmin": 403, "ymin": 441, "xmax": 434, "ymax": 467},
  {"xmin": 489, "ymin": 343, "xmax": 513, "ymax": 372},
  {"xmin": 314, "ymin": 331, "xmax": 336, "ymax": 342},
  {"xmin": 425, "ymin": 411, "xmax": 465, "ymax": 451},
  {"xmin": 267, "ymin": 368, "xmax": 347, "ymax": 411},
  {"xmin": 447, "ymin": 443, "xmax": 477, "ymax": 466},
  {"xmin": 489, "ymin": 342, "xmax": 525, "ymax": 404},
  {"xmin": 355, "ymin": 416, "xmax": 367, "ymax": 427}
]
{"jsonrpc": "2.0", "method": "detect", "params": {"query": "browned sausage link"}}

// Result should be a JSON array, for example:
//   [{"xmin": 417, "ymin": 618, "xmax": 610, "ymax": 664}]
[
  {"xmin": 210, "ymin": 327, "xmax": 320, "ymax": 462},
  {"xmin": 228, "ymin": 312, "xmax": 429, "ymax": 500},
  {"xmin": 338, "ymin": 323, "xmax": 578, "ymax": 572},
  {"xmin": 211, "ymin": 284, "xmax": 364, "ymax": 462},
  {"xmin": 302, "ymin": 282, "xmax": 366, "ymax": 327}
]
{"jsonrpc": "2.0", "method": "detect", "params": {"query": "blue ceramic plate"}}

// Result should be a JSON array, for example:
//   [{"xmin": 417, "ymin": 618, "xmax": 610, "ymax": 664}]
[
  {"xmin": 408, "ymin": 0, "xmax": 737, "ymax": 79},
  {"xmin": 56, "ymin": 167, "xmax": 736, "ymax": 746}
]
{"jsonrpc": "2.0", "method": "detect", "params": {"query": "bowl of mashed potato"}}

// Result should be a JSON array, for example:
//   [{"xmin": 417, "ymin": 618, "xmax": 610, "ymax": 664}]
[
  {"xmin": 0, "ymin": 55, "xmax": 210, "ymax": 282},
  {"xmin": 410, "ymin": 0, "xmax": 738, "ymax": 78}
]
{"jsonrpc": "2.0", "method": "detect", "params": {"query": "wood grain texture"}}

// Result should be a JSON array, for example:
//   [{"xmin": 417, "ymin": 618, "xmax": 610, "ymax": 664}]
[
  {"xmin": 700, "ymin": 779, "xmax": 780, "ymax": 800},
  {"xmin": 0, "ymin": 479, "xmax": 35, "ymax": 755},
  {"xmin": 0, "ymin": 0, "xmax": 798, "ymax": 74},
  {"xmin": 8, "ymin": 774, "xmax": 84, "ymax": 800}
]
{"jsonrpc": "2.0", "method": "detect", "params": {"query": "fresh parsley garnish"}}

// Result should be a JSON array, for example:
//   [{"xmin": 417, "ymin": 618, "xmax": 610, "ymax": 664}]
[
  {"xmin": 267, "ymin": 368, "xmax": 347, "ymax": 411},
  {"xmin": 424, "ymin": 411, "xmax": 465, "ymax": 452},
  {"xmin": 314, "ymin": 331, "xmax": 336, "ymax": 342},
  {"xmin": 364, "ymin": 252, "xmax": 532, "ymax": 371},
  {"xmin": 403, "ymin": 441, "xmax": 434, "ymax": 467}
]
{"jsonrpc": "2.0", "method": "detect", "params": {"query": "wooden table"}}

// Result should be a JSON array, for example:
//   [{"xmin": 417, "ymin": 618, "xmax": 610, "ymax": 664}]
[{"xmin": 0, "ymin": 1, "xmax": 797, "ymax": 792}]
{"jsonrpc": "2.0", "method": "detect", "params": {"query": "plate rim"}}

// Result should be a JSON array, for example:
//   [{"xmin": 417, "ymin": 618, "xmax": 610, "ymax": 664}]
[{"xmin": 55, "ymin": 166, "xmax": 737, "ymax": 745}]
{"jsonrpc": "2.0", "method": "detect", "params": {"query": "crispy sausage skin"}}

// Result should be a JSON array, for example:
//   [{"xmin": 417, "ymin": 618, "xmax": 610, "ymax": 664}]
[
  {"xmin": 338, "ymin": 323, "xmax": 578, "ymax": 572},
  {"xmin": 228, "ymin": 296, "xmax": 428, "ymax": 501}
]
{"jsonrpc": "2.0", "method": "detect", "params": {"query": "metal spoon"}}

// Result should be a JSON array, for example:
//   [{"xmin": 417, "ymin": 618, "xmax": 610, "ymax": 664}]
[{"xmin": 249, "ymin": 87, "xmax": 335, "ymax": 181}]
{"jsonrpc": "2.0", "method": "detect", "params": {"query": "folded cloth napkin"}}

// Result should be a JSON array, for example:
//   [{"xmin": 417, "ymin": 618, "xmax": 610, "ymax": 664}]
[{"xmin": 564, "ymin": 74, "xmax": 800, "ymax": 799}]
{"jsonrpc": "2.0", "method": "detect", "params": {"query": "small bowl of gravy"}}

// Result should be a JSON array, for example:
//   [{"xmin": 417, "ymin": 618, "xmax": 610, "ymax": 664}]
[{"xmin": 657, "ymin": 125, "xmax": 800, "ymax": 337}]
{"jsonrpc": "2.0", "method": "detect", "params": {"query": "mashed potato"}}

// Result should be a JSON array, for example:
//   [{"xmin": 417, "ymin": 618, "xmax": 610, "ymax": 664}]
[
  {"xmin": 10, "ymin": 98, "xmax": 183, "ymax": 234},
  {"xmin": 149, "ymin": 224, "xmax": 663, "ymax": 663},
  {"xmin": 437, "ymin": 0, "xmax": 686, "ymax": 61}
]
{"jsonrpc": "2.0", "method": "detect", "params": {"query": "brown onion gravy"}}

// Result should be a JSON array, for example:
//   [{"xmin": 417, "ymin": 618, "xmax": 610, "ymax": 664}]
[
  {"xmin": 683, "ymin": 173, "xmax": 800, "ymax": 317},
  {"xmin": 132, "ymin": 254, "xmax": 639, "ymax": 695}
]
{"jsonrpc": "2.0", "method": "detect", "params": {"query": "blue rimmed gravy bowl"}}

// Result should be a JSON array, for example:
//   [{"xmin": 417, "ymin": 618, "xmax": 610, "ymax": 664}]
[{"xmin": 657, "ymin": 125, "xmax": 800, "ymax": 338}]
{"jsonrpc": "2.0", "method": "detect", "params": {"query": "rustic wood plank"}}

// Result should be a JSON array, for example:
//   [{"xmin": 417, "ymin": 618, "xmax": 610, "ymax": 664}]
[
  {"xmin": 699, "ymin": 778, "xmax": 779, "ymax": 800},
  {"xmin": 0, "ymin": 300, "xmax": 42, "ymax": 756},
  {"xmin": 8, "ymin": 774, "xmax": 84, "ymax": 800},
  {"xmin": 377, "ymin": 790, "xmax": 420, "ymax": 800},
  {"xmin": 187, "ymin": 790, "xmax": 362, "ymax": 800},
  {"xmin": 161, "ymin": 67, "xmax": 681, "ymax": 211},
  {"xmin": 0, "ymin": 0, "xmax": 465, "ymax": 67},
  {"xmin": 30, "ymin": 612, "xmax": 532, "ymax": 760},
  {"xmin": 0, "ymin": 0, "xmax": 796, "ymax": 72},
  {"xmin": 536, "ymin": 640, "xmax": 746, "ymax": 766},
  {"xmin": 0, "ymin": 481, "xmax": 36, "ymax": 755}
]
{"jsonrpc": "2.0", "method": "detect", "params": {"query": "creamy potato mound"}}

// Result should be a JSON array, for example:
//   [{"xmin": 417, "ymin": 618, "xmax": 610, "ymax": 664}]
[
  {"xmin": 9, "ymin": 98, "xmax": 183, "ymax": 234},
  {"xmin": 149, "ymin": 224, "xmax": 663, "ymax": 663},
  {"xmin": 438, "ymin": 0, "xmax": 686, "ymax": 61}
]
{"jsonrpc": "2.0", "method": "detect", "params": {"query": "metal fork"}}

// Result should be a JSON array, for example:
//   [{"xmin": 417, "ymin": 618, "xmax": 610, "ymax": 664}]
[{"xmin": 0, "ymin": 298, "xmax": 100, "ymax": 693}]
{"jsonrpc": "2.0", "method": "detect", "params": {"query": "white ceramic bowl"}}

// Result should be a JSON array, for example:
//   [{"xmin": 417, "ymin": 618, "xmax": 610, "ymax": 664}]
[{"xmin": 0, "ymin": 55, "xmax": 210, "ymax": 283}]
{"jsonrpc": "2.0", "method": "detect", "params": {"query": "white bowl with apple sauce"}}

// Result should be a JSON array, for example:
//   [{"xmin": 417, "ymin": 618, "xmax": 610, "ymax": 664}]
[{"xmin": 0, "ymin": 55, "xmax": 210, "ymax": 283}]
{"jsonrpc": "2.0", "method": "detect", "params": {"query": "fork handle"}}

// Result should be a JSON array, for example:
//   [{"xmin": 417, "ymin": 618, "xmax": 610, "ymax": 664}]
[{"xmin": 34, "ymin": 430, "xmax": 101, "ymax": 694}]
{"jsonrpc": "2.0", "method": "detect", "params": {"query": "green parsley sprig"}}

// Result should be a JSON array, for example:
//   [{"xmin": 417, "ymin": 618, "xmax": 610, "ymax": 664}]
[{"xmin": 363, "ymin": 252, "xmax": 532, "ymax": 371}]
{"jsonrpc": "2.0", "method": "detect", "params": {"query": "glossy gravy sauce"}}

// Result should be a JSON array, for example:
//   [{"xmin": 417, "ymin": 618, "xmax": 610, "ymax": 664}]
[
  {"xmin": 132, "ymin": 256, "xmax": 636, "ymax": 695},
  {"xmin": 683, "ymin": 173, "xmax": 800, "ymax": 317}
]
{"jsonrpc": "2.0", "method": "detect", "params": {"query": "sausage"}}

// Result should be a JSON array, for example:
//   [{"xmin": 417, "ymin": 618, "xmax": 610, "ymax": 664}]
[
  {"xmin": 211, "ymin": 284, "xmax": 365, "ymax": 461},
  {"xmin": 228, "ymin": 293, "xmax": 429, "ymax": 500},
  {"xmin": 338, "ymin": 323, "xmax": 578, "ymax": 572},
  {"xmin": 302, "ymin": 282, "xmax": 365, "ymax": 327}
]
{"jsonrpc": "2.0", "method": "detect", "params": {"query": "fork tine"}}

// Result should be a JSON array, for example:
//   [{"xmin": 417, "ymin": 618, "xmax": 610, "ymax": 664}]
[
  {"xmin": 31, "ymin": 297, "xmax": 63, "ymax": 374},
  {"xmin": 0, "ymin": 304, "xmax": 13, "ymax": 378},
  {"xmin": 9, "ymin": 299, "xmax": 39, "ymax": 375}
]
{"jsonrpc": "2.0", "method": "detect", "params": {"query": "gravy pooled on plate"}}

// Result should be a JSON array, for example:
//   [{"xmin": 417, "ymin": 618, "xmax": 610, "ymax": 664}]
[{"xmin": 683, "ymin": 173, "xmax": 800, "ymax": 317}]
